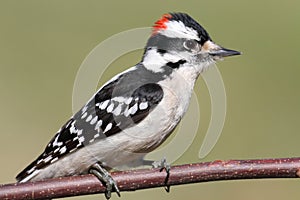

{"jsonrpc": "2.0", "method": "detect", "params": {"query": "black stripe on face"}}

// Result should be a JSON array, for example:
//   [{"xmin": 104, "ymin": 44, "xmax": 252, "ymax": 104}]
[
  {"xmin": 166, "ymin": 59, "xmax": 187, "ymax": 69},
  {"xmin": 157, "ymin": 49, "xmax": 167, "ymax": 55},
  {"xmin": 146, "ymin": 34, "xmax": 187, "ymax": 53}
]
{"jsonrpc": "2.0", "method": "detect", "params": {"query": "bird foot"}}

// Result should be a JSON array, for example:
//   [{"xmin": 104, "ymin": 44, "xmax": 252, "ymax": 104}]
[
  {"xmin": 89, "ymin": 163, "xmax": 120, "ymax": 199},
  {"xmin": 152, "ymin": 157, "xmax": 171, "ymax": 192}
]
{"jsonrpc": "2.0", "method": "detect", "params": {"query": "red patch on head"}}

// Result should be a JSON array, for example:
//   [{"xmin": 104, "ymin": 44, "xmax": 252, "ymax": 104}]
[{"xmin": 152, "ymin": 14, "xmax": 172, "ymax": 35}]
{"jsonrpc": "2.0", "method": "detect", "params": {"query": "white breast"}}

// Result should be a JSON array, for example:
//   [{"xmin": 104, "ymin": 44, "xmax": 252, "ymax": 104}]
[{"xmin": 80, "ymin": 65, "xmax": 198, "ymax": 169}]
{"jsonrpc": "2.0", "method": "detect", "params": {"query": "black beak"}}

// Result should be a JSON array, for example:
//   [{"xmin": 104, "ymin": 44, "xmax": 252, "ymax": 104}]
[{"xmin": 209, "ymin": 47, "xmax": 241, "ymax": 57}]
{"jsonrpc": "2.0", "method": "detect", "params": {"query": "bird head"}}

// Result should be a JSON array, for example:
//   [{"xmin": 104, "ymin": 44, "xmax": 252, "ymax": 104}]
[{"xmin": 142, "ymin": 13, "xmax": 240, "ymax": 74}]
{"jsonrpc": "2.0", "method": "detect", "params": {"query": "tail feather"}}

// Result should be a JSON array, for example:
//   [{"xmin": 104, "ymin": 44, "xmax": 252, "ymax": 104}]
[{"xmin": 16, "ymin": 155, "xmax": 43, "ymax": 182}]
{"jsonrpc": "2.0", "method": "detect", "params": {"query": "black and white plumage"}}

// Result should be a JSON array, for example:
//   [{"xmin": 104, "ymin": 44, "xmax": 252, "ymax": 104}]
[{"xmin": 16, "ymin": 13, "xmax": 240, "ymax": 184}]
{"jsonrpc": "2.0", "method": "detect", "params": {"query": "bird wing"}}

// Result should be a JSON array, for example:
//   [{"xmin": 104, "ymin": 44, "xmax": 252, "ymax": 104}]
[{"xmin": 16, "ymin": 73, "xmax": 164, "ymax": 182}]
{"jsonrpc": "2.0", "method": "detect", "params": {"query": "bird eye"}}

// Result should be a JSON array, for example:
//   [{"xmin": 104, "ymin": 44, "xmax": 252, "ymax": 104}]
[{"xmin": 183, "ymin": 40, "xmax": 200, "ymax": 52}]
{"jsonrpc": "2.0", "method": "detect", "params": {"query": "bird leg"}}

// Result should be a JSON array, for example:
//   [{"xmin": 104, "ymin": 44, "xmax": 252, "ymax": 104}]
[
  {"xmin": 89, "ymin": 163, "xmax": 120, "ymax": 199},
  {"xmin": 150, "ymin": 157, "xmax": 171, "ymax": 192}
]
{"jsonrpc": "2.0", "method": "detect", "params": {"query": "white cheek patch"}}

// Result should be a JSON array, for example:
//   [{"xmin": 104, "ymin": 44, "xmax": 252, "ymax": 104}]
[
  {"xmin": 143, "ymin": 48, "xmax": 188, "ymax": 73},
  {"xmin": 163, "ymin": 52, "xmax": 184, "ymax": 63},
  {"xmin": 159, "ymin": 20, "xmax": 199, "ymax": 40},
  {"xmin": 142, "ymin": 49, "xmax": 167, "ymax": 73}
]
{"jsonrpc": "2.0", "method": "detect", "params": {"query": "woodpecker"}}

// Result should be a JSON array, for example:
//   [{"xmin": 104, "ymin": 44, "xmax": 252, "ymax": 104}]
[{"xmin": 16, "ymin": 13, "xmax": 240, "ymax": 198}]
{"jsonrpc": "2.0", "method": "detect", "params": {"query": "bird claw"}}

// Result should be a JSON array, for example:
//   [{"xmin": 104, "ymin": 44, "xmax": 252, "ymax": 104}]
[
  {"xmin": 152, "ymin": 157, "xmax": 171, "ymax": 192},
  {"xmin": 89, "ymin": 163, "xmax": 120, "ymax": 199}
]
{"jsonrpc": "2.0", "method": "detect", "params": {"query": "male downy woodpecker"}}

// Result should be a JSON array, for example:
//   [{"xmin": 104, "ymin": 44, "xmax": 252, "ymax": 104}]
[{"xmin": 16, "ymin": 13, "xmax": 240, "ymax": 198}]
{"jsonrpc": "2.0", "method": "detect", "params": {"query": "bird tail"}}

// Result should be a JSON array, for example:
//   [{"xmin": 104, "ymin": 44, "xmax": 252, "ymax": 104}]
[{"xmin": 16, "ymin": 156, "xmax": 42, "ymax": 183}]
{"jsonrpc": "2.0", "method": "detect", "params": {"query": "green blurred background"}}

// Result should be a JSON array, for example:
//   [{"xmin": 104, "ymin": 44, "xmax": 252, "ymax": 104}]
[{"xmin": 1, "ymin": 0, "xmax": 300, "ymax": 199}]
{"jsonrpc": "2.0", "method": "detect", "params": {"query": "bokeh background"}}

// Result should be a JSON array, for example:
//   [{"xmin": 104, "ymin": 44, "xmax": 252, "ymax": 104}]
[{"xmin": 1, "ymin": 0, "xmax": 300, "ymax": 199}]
